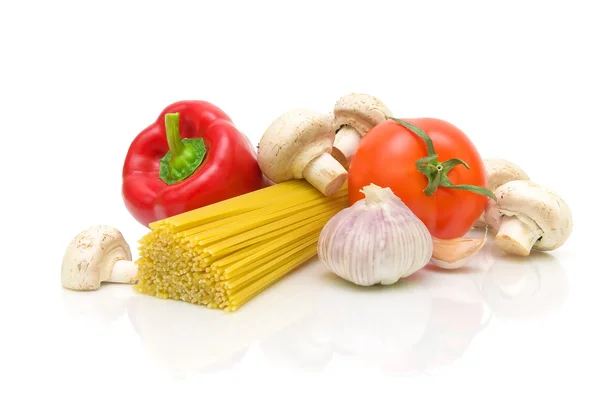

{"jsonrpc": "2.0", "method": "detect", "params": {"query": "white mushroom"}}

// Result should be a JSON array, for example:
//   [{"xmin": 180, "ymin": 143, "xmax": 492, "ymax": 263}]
[
  {"xmin": 61, "ymin": 225, "xmax": 138, "ymax": 290},
  {"xmin": 473, "ymin": 158, "xmax": 530, "ymax": 228},
  {"xmin": 258, "ymin": 109, "xmax": 347, "ymax": 196},
  {"xmin": 331, "ymin": 93, "xmax": 392, "ymax": 168},
  {"xmin": 485, "ymin": 180, "xmax": 573, "ymax": 256}
]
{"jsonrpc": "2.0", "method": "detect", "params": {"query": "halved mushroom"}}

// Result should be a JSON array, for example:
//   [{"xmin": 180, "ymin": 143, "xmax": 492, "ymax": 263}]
[
  {"xmin": 331, "ymin": 93, "xmax": 392, "ymax": 168},
  {"xmin": 61, "ymin": 225, "xmax": 138, "ymax": 290},
  {"xmin": 486, "ymin": 180, "xmax": 573, "ymax": 256},
  {"xmin": 258, "ymin": 109, "xmax": 347, "ymax": 196},
  {"xmin": 473, "ymin": 158, "xmax": 529, "ymax": 228}
]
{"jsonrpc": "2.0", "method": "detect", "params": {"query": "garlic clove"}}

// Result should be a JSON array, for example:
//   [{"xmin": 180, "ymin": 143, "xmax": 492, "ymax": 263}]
[{"xmin": 430, "ymin": 234, "xmax": 487, "ymax": 269}]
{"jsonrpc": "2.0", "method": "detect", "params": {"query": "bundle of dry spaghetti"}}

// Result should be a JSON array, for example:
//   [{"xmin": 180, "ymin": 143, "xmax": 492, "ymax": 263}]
[{"xmin": 135, "ymin": 179, "xmax": 348, "ymax": 311}]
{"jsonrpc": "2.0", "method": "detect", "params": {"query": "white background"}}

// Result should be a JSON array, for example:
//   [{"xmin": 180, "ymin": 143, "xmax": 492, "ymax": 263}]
[{"xmin": 1, "ymin": 0, "xmax": 599, "ymax": 399}]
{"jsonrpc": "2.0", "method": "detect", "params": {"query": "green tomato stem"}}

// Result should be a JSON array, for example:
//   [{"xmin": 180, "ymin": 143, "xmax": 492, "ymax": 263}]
[{"xmin": 389, "ymin": 117, "xmax": 496, "ymax": 201}]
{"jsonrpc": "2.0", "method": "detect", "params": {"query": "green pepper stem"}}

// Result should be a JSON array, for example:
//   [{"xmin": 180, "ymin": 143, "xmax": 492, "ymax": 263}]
[
  {"xmin": 389, "ymin": 117, "xmax": 496, "ymax": 201},
  {"xmin": 165, "ymin": 113, "xmax": 184, "ymax": 157},
  {"xmin": 158, "ymin": 112, "xmax": 207, "ymax": 185}
]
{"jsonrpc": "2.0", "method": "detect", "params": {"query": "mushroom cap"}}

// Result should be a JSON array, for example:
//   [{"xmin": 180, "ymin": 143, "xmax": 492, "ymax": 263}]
[
  {"xmin": 484, "ymin": 158, "xmax": 530, "ymax": 192},
  {"xmin": 333, "ymin": 93, "xmax": 392, "ymax": 135},
  {"xmin": 61, "ymin": 225, "xmax": 132, "ymax": 290},
  {"xmin": 257, "ymin": 109, "xmax": 335, "ymax": 182},
  {"xmin": 487, "ymin": 180, "xmax": 573, "ymax": 251}
]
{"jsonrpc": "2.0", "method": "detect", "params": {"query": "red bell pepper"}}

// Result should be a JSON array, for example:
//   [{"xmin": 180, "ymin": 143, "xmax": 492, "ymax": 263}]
[{"xmin": 122, "ymin": 100, "xmax": 267, "ymax": 227}]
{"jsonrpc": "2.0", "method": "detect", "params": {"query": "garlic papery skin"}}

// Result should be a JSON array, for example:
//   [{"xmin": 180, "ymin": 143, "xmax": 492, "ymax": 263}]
[{"xmin": 317, "ymin": 184, "xmax": 433, "ymax": 286}]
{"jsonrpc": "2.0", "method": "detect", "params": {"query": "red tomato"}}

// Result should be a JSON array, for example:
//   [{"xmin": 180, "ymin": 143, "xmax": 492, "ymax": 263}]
[{"xmin": 348, "ymin": 118, "xmax": 489, "ymax": 240}]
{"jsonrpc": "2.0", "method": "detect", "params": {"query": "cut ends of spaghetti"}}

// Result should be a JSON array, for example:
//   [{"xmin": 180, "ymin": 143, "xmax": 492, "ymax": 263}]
[{"xmin": 135, "ymin": 179, "xmax": 348, "ymax": 311}]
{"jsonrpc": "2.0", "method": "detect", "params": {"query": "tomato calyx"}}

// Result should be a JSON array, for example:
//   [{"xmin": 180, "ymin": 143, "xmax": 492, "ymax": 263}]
[{"xmin": 389, "ymin": 117, "xmax": 496, "ymax": 201}]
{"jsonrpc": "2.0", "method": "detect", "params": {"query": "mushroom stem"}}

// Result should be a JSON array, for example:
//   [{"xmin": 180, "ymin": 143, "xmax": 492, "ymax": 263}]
[
  {"xmin": 495, "ymin": 216, "xmax": 542, "ymax": 256},
  {"xmin": 108, "ymin": 260, "xmax": 139, "ymax": 284},
  {"xmin": 302, "ymin": 152, "xmax": 348, "ymax": 196},
  {"xmin": 332, "ymin": 126, "xmax": 362, "ymax": 168}
]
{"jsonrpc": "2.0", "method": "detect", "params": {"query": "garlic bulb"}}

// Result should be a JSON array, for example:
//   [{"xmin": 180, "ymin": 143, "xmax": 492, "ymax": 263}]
[{"xmin": 317, "ymin": 183, "xmax": 433, "ymax": 286}]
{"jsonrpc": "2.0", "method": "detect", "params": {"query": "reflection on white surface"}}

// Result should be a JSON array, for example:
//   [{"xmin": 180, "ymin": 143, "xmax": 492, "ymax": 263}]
[
  {"xmin": 478, "ymin": 251, "xmax": 568, "ymax": 318},
  {"xmin": 61, "ymin": 284, "xmax": 133, "ymax": 324},
  {"xmin": 259, "ymin": 268, "xmax": 488, "ymax": 373},
  {"xmin": 60, "ymin": 237, "xmax": 569, "ymax": 376},
  {"xmin": 259, "ymin": 275, "xmax": 433, "ymax": 371},
  {"xmin": 127, "ymin": 296, "xmax": 248, "ymax": 377},
  {"xmin": 125, "ymin": 266, "xmax": 318, "ymax": 377},
  {"xmin": 257, "ymin": 238, "xmax": 569, "ymax": 374}
]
